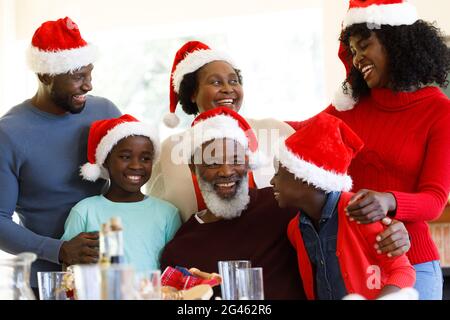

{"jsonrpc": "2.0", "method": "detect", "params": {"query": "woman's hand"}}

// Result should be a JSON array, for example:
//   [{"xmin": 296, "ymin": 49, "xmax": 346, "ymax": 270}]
[
  {"xmin": 345, "ymin": 189, "xmax": 397, "ymax": 224},
  {"xmin": 375, "ymin": 218, "xmax": 411, "ymax": 257}
]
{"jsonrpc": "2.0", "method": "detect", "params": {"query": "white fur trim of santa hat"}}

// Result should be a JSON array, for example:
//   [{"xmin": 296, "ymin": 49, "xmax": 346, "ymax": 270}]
[
  {"xmin": 277, "ymin": 138, "xmax": 353, "ymax": 192},
  {"xmin": 163, "ymin": 112, "xmax": 180, "ymax": 128},
  {"xmin": 331, "ymin": 87, "xmax": 357, "ymax": 111},
  {"xmin": 26, "ymin": 43, "xmax": 98, "ymax": 75},
  {"xmin": 343, "ymin": 1, "xmax": 418, "ymax": 28},
  {"xmin": 80, "ymin": 121, "xmax": 160, "ymax": 181},
  {"xmin": 185, "ymin": 115, "xmax": 262, "ymax": 169},
  {"xmin": 172, "ymin": 49, "xmax": 236, "ymax": 94}
]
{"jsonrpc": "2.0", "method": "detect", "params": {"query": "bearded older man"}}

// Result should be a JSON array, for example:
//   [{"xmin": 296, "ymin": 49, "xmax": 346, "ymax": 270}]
[{"xmin": 160, "ymin": 107, "xmax": 306, "ymax": 300}]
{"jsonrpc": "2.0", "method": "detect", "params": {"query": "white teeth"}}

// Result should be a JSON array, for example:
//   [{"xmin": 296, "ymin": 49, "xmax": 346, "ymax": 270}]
[
  {"xmin": 217, "ymin": 182, "xmax": 235, "ymax": 188},
  {"xmin": 127, "ymin": 175, "xmax": 141, "ymax": 181},
  {"xmin": 361, "ymin": 65, "xmax": 374, "ymax": 74},
  {"xmin": 74, "ymin": 94, "xmax": 86, "ymax": 99},
  {"xmin": 217, "ymin": 99, "xmax": 234, "ymax": 105}
]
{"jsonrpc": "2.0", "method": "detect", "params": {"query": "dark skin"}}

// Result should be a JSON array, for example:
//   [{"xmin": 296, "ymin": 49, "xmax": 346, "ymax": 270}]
[
  {"xmin": 31, "ymin": 64, "xmax": 93, "ymax": 115},
  {"xmin": 59, "ymin": 232, "xmax": 100, "ymax": 265},
  {"xmin": 192, "ymin": 61, "xmax": 243, "ymax": 113},
  {"xmin": 59, "ymin": 135, "xmax": 154, "ymax": 265},
  {"xmin": 349, "ymin": 32, "xmax": 391, "ymax": 89},
  {"xmin": 103, "ymin": 135, "xmax": 154, "ymax": 203},
  {"xmin": 270, "ymin": 165, "xmax": 406, "ymax": 298},
  {"xmin": 188, "ymin": 138, "xmax": 249, "ymax": 223}
]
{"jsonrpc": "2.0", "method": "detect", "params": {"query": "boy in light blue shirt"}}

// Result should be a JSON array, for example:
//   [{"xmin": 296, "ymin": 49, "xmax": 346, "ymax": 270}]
[{"xmin": 62, "ymin": 114, "xmax": 181, "ymax": 271}]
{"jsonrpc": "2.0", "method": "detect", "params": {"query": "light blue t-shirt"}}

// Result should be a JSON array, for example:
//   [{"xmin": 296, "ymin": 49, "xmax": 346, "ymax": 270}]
[{"xmin": 61, "ymin": 195, "xmax": 181, "ymax": 272}]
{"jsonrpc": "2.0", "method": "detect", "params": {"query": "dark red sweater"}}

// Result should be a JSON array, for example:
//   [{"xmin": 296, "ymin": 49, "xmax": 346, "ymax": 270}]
[
  {"xmin": 321, "ymin": 87, "xmax": 450, "ymax": 265},
  {"xmin": 160, "ymin": 187, "xmax": 306, "ymax": 299}
]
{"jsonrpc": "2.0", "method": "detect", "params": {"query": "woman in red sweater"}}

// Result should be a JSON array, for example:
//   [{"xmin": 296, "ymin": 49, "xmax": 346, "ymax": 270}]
[{"xmin": 324, "ymin": 0, "xmax": 450, "ymax": 300}]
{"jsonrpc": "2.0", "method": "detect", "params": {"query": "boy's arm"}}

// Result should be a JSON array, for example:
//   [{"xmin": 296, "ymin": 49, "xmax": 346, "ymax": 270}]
[
  {"xmin": 357, "ymin": 221, "xmax": 416, "ymax": 297},
  {"xmin": 165, "ymin": 208, "xmax": 182, "ymax": 243},
  {"xmin": 60, "ymin": 208, "xmax": 99, "ymax": 265},
  {"xmin": 61, "ymin": 209, "xmax": 88, "ymax": 241}
]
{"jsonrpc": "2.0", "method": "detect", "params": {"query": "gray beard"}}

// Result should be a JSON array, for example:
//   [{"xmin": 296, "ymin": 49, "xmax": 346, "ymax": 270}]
[{"xmin": 196, "ymin": 171, "xmax": 250, "ymax": 220}]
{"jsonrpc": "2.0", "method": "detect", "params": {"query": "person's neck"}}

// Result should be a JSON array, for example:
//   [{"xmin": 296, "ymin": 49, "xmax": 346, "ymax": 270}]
[
  {"xmin": 297, "ymin": 190, "xmax": 327, "ymax": 229},
  {"xmin": 200, "ymin": 209, "xmax": 223, "ymax": 223},
  {"xmin": 30, "ymin": 88, "xmax": 66, "ymax": 115},
  {"xmin": 104, "ymin": 189, "xmax": 145, "ymax": 203}
]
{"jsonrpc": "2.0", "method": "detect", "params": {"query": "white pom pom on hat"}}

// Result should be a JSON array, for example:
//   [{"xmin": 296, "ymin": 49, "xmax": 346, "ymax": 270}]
[
  {"xmin": 163, "ymin": 112, "xmax": 180, "ymax": 128},
  {"xmin": 80, "ymin": 162, "xmax": 102, "ymax": 182}
]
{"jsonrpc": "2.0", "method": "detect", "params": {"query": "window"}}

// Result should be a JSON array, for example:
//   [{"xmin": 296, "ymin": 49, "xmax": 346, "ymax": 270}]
[{"xmin": 90, "ymin": 9, "xmax": 325, "ymax": 139}]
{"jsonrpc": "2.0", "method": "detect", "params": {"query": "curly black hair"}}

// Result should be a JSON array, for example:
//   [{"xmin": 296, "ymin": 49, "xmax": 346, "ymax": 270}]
[
  {"xmin": 340, "ymin": 20, "xmax": 450, "ymax": 100},
  {"xmin": 178, "ymin": 67, "xmax": 243, "ymax": 115}
]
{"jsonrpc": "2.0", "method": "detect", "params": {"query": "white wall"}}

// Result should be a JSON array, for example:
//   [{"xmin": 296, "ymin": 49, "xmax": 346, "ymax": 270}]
[
  {"xmin": 0, "ymin": 0, "xmax": 16, "ymax": 110},
  {"xmin": 13, "ymin": 0, "xmax": 321, "ymax": 40}
]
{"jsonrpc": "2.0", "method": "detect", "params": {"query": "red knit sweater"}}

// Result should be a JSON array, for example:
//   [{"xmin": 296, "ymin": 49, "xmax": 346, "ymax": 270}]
[{"xmin": 321, "ymin": 87, "xmax": 450, "ymax": 265}]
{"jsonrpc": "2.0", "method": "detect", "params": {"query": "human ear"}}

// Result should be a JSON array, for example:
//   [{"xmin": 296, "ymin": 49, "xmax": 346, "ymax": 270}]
[
  {"xmin": 191, "ymin": 90, "xmax": 198, "ymax": 103},
  {"xmin": 37, "ymin": 74, "xmax": 53, "ymax": 85}
]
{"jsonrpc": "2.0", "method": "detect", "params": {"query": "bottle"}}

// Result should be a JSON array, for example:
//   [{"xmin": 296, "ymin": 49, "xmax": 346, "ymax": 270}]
[
  {"xmin": 99, "ymin": 222, "xmax": 111, "ymax": 267},
  {"xmin": 109, "ymin": 217, "xmax": 124, "ymax": 264}
]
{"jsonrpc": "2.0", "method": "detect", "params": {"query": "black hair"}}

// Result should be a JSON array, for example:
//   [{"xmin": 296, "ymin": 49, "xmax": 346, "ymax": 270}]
[
  {"xmin": 178, "ymin": 66, "xmax": 243, "ymax": 115},
  {"xmin": 340, "ymin": 20, "xmax": 450, "ymax": 100}
]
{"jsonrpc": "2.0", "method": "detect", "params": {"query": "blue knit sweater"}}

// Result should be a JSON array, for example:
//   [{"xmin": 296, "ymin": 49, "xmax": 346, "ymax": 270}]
[{"xmin": 0, "ymin": 96, "xmax": 121, "ymax": 287}]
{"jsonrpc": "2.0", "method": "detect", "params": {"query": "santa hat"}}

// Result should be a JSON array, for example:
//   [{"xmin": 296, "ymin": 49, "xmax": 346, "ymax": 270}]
[
  {"xmin": 80, "ymin": 114, "xmax": 160, "ymax": 182},
  {"xmin": 277, "ymin": 113, "xmax": 364, "ymax": 192},
  {"xmin": 164, "ymin": 40, "xmax": 237, "ymax": 128},
  {"xmin": 332, "ymin": 0, "xmax": 418, "ymax": 111},
  {"xmin": 185, "ymin": 107, "xmax": 264, "ymax": 168},
  {"xmin": 26, "ymin": 17, "xmax": 98, "ymax": 75},
  {"xmin": 343, "ymin": 0, "xmax": 418, "ymax": 28}
]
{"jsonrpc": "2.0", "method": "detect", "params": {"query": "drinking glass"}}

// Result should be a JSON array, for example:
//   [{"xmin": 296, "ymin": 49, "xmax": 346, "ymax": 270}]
[
  {"xmin": 217, "ymin": 260, "xmax": 251, "ymax": 300},
  {"xmin": 37, "ymin": 271, "xmax": 73, "ymax": 300},
  {"xmin": 237, "ymin": 267, "xmax": 264, "ymax": 300}
]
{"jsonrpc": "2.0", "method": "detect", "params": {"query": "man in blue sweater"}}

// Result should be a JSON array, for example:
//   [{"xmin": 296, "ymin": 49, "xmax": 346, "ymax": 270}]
[{"xmin": 0, "ymin": 17, "xmax": 121, "ymax": 293}]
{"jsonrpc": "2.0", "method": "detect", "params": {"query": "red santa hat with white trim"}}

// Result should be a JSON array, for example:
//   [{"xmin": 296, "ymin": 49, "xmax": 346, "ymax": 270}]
[
  {"xmin": 277, "ymin": 113, "xmax": 364, "ymax": 192},
  {"xmin": 185, "ymin": 107, "xmax": 264, "ymax": 169},
  {"xmin": 26, "ymin": 17, "xmax": 98, "ymax": 75},
  {"xmin": 80, "ymin": 114, "xmax": 160, "ymax": 182},
  {"xmin": 332, "ymin": 0, "xmax": 418, "ymax": 111},
  {"xmin": 164, "ymin": 41, "xmax": 237, "ymax": 128}
]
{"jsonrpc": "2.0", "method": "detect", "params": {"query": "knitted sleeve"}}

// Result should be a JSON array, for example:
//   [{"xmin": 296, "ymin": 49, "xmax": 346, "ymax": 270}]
[
  {"xmin": 0, "ymin": 129, "xmax": 63, "ymax": 263},
  {"xmin": 391, "ymin": 111, "xmax": 450, "ymax": 222},
  {"xmin": 358, "ymin": 222, "xmax": 416, "ymax": 289}
]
